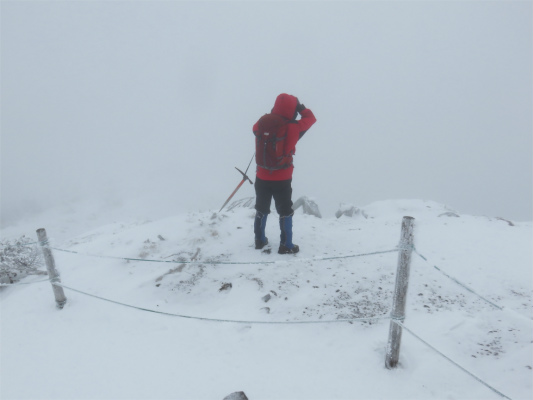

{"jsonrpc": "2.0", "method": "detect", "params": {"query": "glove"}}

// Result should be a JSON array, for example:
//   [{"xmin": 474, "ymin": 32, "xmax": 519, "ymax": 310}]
[{"xmin": 296, "ymin": 101, "xmax": 306, "ymax": 113}]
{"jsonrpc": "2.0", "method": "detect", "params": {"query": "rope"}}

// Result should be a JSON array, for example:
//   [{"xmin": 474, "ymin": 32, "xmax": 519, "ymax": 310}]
[
  {"xmin": 310, "ymin": 248, "xmax": 398, "ymax": 261},
  {"xmin": 52, "ymin": 282, "xmax": 390, "ymax": 325},
  {"xmin": 0, "ymin": 241, "xmax": 39, "ymax": 247},
  {"xmin": 47, "ymin": 246, "xmax": 399, "ymax": 265},
  {"xmin": 432, "ymin": 265, "xmax": 503, "ymax": 310},
  {"xmin": 0, "ymin": 276, "xmax": 52, "ymax": 286},
  {"xmin": 413, "ymin": 248, "xmax": 504, "ymax": 311},
  {"xmin": 394, "ymin": 320, "xmax": 513, "ymax": 400},
  {"xmin": 414, "ymin": 248, "xmax": 533, "ymax": 322}
]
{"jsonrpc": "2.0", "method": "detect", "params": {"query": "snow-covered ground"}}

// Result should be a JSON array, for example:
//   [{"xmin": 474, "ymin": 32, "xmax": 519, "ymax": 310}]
[{"xmin": 1, "ymin": 199, "xmax": 532, "ymax": 400}]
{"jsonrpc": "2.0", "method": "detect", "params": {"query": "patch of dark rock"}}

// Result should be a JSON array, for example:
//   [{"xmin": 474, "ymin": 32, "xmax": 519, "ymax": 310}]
[
  {"xmin": 175, "ymin": 265, "xmax": 206, "ymax": 292},
  {"xmin": 219, "ymin": 283, "xmax": 232, "ymax": 292},
  {"xmin": 251, "ymin": 277, "xmax": 264, "ymax": 288},
  {"xmin": 262, "ymin": 294, "xmax": 271, "ymax": 303},
  {"xmin": 155, "ymin": 264, "xmax": 187, "ymax": 282}
]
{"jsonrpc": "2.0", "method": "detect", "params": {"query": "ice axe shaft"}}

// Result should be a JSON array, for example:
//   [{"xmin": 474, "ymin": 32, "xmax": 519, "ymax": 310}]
[{"xmin": 219, "ymin": 179, "xmax": 246, "ymax": 213}]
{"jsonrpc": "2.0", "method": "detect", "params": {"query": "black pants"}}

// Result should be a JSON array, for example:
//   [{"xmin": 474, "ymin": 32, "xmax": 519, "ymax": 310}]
[{"xmin": 254, "ymin": 177, "xmax": 293, "ymax": 217}]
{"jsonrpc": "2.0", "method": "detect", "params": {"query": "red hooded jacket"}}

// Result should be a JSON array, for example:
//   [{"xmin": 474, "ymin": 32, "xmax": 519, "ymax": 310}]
[{"xmin": 253, "ymin": 93, "xmax": 317, "ymax": 181}]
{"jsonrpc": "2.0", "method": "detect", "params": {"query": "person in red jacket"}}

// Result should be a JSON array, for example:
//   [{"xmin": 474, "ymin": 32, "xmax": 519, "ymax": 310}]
[{"xmin": 253, "ymin": 93, "xmax": 317, "ymax": 254}]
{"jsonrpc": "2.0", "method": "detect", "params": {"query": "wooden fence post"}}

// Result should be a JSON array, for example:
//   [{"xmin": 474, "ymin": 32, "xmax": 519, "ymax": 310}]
[
  {"xmin": 36, "ymin": 228, "xmax": 67, "ymax": 309},
  {"xmin": 385, "ymin": 216, "xmax": 415, "ymax": 369}
]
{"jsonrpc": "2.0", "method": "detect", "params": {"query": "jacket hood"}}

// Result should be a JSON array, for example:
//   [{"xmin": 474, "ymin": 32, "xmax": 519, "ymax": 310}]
[{"xmin": 271, "ymin": 93, "xmax": 298, "ymax": 120}]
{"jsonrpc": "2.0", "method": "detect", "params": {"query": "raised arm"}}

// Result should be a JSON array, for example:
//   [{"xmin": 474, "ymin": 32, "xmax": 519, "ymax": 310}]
[
  {"xmin": 284, "ymin": 106, "xmax": 316, "ymax": 156},
  {"xmin": 296, "ymin": 107, "xmax": 316, "ymax": 140}
]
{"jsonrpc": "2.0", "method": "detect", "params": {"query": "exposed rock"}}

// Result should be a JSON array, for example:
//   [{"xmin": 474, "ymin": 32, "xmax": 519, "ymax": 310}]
[
  {"xmin": 227, "ymin": 197, "xmax": 255, "ymax": 211},
  {"xmin": 260, "ymin": 307, "xmax": 270, "ymax": 314},
  {"xmin": 223, "ymin": 392, "xmax": 249, "ymax": 400},
  {"xmin": 496, "ymin": 217, "xmax": 514, "ymax": 227},
  {"xmin": 293, "ymin": 196, "xmax": 322, "ymax": 218},
  {"xmin": 262, "ymin": 294, "xmax": 271, "ymax": 303},
  {"xmin": 335, "ymin": 203, "xmax": 368, "ymax": 219}
]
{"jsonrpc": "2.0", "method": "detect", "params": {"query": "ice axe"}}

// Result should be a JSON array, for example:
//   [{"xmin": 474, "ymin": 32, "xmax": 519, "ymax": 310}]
[{"xmin": 219, "ymin": 153, "xmax": 255, "ymax": 213}]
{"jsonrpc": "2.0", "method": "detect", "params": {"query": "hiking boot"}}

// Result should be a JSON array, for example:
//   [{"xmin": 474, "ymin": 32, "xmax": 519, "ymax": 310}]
[
  {"xmin": 254, "ymin": 211, "xmax": 268, "ymax": 249},
  {"xmin": 255, "ymin": 237, "xmax": 269, "ymax": 250},
  {"xmin": 279, "ymin": 213, "xmax": 298, "ymax": 253},
  {"xmin": 278, "ymin": 244, "xmax": 299, "ymax": 254}
]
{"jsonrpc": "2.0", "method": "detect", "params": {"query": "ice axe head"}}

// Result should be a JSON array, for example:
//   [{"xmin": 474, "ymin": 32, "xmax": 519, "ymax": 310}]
[{"xmin": 235, "ymin": 167, "xmax": 253, "ymax": 184}]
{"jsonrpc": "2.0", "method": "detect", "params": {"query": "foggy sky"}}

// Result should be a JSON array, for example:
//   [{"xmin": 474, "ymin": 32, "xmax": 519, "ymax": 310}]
[{"xmin": 1, "ymin": 1, "xmax": 532, "ymax": 227}]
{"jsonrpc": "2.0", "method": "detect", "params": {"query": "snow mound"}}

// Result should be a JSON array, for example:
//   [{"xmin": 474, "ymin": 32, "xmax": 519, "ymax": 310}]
[
  {"xmin": 1, "ymin": 199, "xmax": 531, "ymax": 399},
  {"xmin": 361, "ymin": 199, "xmax": 460, "ymax": 220}
]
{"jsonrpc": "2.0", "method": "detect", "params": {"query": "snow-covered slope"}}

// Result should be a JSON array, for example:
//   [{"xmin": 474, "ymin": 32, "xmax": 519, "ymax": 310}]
[{"xmin": 1, "ymin": 199, "xmax": 532, "ymax": 399}]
